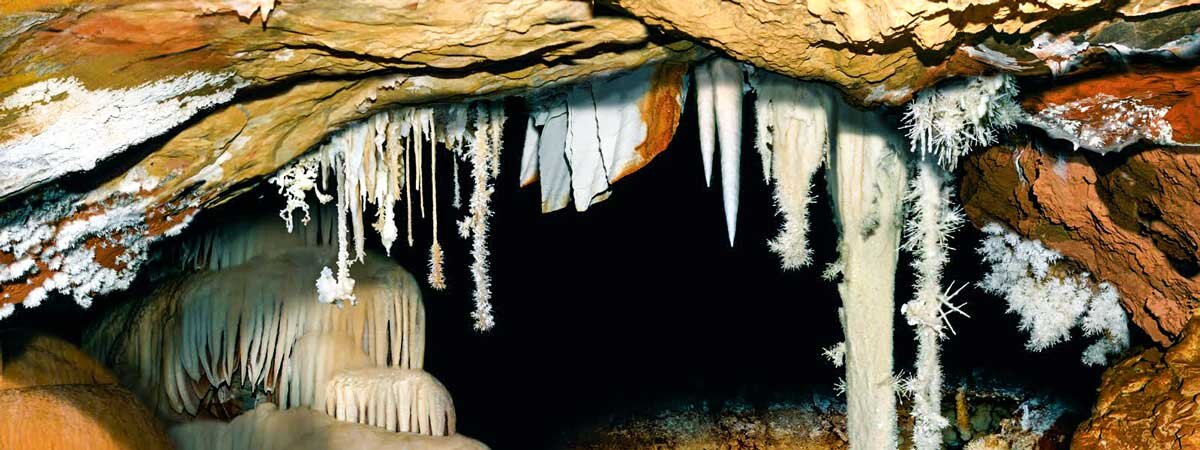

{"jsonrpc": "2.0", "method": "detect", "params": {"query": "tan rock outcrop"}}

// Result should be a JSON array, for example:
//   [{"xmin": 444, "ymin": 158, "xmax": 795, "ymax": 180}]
[
  {"xmin": 960, "ymin": 145, "xmax": 1200, "ymax": 345},
  {"xmin": 0, "ymin": 331, "xmax": 117, "ymax": 389},
  {"xmin": 0, "ymin": 331, "xmax": 173, "ymax": 450},
  {"xmin": 1072, "ymin": 315, "xmax": 1200, "ymax": 449},
  {"xmin": 605, "ymin": 0, "xmax": 1200, "ymax": 105}
]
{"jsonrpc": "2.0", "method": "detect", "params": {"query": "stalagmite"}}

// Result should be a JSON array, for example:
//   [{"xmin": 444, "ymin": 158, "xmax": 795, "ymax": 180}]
[
  {"xmin": 85, "ymin": 246, "xmax": 426, "ymax": 419},
  {"xmin": 901, "ymin": 159, "xmax": 966, "ymax": 450},
  {"xmin": 750, "ymin": 71, "xmax": 834, "ymax": 269},
  {"xmin": 170, "ymin": 403, "xmax": 488, "ymax": 450},
  {"xmin": 827, "ymin": 105, "xmax": 909, "ymax": 450},
  {"xmin": 709, "ymin": 58, "xmax": 745, "ymax": 246},
  {"xmin": 325, "ymin": 368, "xmax": 456, "ymax": 436}
]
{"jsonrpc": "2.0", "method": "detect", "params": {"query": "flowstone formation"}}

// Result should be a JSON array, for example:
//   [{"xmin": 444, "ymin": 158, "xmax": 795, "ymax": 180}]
[{"xmin": 4, "ymin": 0, "xmax": 1200, "ymax": 449}]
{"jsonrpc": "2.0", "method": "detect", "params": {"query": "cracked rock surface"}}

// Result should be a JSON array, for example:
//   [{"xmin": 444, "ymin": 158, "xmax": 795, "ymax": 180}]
[
  {"xmin": 1073, "ymin": 315, "xmax": 1200, "ymax": 449},
  {"xmin": 961, "ymin": 145, "xmax": 1200, "ymax": 346}
]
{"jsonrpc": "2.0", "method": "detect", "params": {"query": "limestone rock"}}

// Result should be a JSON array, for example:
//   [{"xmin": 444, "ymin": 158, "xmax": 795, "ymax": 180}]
[
  {"xmin": 0, "ymin": 0, "xmax": 658, "ymax": 200},
  {"xmin": 606, "ymin": 0, "xmax": 1200, "ymax": 105},
  {"xmin": 960, "ymin": 145, "xmax": 1200, "ymax": 345},
  {"xmin": 0, "ymin": 4, "xmax": 703, "ymax": 312},
  {"xmin": 0, "ymin": 384, "xmax": 175, "ymax": 450},
  {"xmin": 1072, "ymin": 315, "xmax": 1200, "ymax": 449},
  {"xmin": 0, "ymin": 331, "xmax": 172, "ymax": 450},
  {"xmin": 0, "ymin": 331, "xmax": 117, "ymax": 390}
]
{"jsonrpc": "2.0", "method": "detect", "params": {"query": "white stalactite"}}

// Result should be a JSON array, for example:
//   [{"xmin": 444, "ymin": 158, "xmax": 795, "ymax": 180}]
[
  {"xmin": 750, "ymin": 71, "xmax": 833, "ymax": 269},
  {"xmin": 695, "ymin": 63, "xmax": 717, "ymax": 187},
  {"xmin": 827, "ymin": 104, "xmax": 909, "ymax": 450},
  {"xmin": 709, "ymin": 58, "xmax": 744, "ymax": 246},
  {"xmin": 279, "ymin": 333, "xmax": 372, "ymax": 412},
  {"xmin": 428, "ymin": 114, "xmax": 446, "ymax": 290},
  {"xmin": 565, "ymin": 84, "xmax": 611, "ymax": 211},
  {"xmin": 459, "ymin": 102, "xmax": 505, "ymax": 331},
  {"xmin": 271, "ymin": 102, "xmax": 495, "ymax": 326},
  {"xmin": 900, "ymin": 159, "xmax": 967, "ymax": 450},
  {"xmin": 534, "ymin": 95, "xmax": 572, "ymax": 213}
]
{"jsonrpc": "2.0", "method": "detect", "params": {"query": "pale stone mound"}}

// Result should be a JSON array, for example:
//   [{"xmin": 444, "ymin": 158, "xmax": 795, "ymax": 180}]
[{"xmin": 171, "ymin": 403, "xmax": 486, "ymax": 450}]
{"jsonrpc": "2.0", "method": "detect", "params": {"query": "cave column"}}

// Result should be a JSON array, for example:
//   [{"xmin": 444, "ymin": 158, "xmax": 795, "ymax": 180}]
[{"xmin": 828, "ymin": 105, "xmax": 908, "ymax": 450}]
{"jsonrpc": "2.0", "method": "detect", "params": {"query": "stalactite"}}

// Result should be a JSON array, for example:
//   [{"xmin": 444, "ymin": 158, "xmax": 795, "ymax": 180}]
[
  {"xmin": 901, "ymin": 159, "xmax": 967, "ymax": 450},
  {"xmin": 405, "ymin": 119, "xmax": 415, "ymax": 248},
  {"xmin": 709, "ymin": 58, "xmax": 744, "ymax": 246},
  {"xmin": 428, "ymin": 119, "xmax": 446, "ymax": 290},
  {"xmin": 461, "ymin": 103, "xmax": 504, "ymax": 331},
  {"xmin": 749, "ymin": 71, "xmax": 833, "ymax": 269},
  {"xmin": 279, "ymin": 333, "xmax": 372, "ymax": 411},
  {"xmin": 695, "ymin": 61, "xmax": 716, "ymax": 187},
  {"xmin": 827, "ymin": 104, "xmax": 908, "ymax": 450},
  {"xmin": 414, "ymin": 110, "xmax": 426, "ymax": 220},
  {"xmin": 271, "ymin": 102, "xmax": 495, "ymax": 327}
]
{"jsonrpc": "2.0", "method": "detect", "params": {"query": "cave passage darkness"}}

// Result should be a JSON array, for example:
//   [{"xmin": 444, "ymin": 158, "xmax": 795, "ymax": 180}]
[{"xmin": 0, "ymin": 90, "xmax": 1144, "ymax": 449}]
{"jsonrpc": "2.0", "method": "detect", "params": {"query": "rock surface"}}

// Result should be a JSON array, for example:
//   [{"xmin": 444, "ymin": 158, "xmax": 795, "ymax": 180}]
[
  {"xmin": 1072, "ymin": 315, "xmax": 1200, "ymax": 449},
  {"xmin": 961, "ymin": 145, "xmax": 1200, "ymax": 346},
  {"xmin": 0, "ymin": 0, "xmax": 703, "ymax": 313},
  {"xmin": 606, "ymin": 0, "xmax": 1200, "ymax": 105},
  {"xmin": 0, "ymin": 331, "xmax": 173, "ymax": 450},
  {"xmin": 559, "ymin": 388, "xmax": 1071, "ymax": 450}
]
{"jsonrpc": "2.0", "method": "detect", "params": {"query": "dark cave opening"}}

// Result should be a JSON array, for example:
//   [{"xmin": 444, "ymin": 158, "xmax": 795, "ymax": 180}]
[{"xmin": 0, "ymin": 89, "xmax": 1149, "ymax": 449}]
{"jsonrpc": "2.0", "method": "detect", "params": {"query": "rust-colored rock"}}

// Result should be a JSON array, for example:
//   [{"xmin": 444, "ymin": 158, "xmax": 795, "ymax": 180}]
[
  {"xmin": 1072, "ymin": 315, "xmax": 1200, "ymax": 449},
  {"xmin": 960, "ymin": 145, "xmax": 1200, "ymax": 345},
  {"xmin": 1021, "ymin": 65, "xmax": 1200, "ymax": 152}
]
